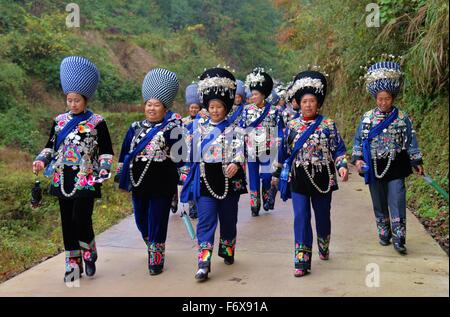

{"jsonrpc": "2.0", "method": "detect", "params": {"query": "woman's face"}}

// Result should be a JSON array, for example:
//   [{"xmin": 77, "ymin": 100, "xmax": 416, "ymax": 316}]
[
  {"xmin": 251, "ymin": 90, "xmax": 265, "ymax": 106},
  {"xmin": 208, "ymin": 99, "xmax": 227, "ymax": 123},
  {"xmin": 291, "ymin": 98, "xmax": 300, "ymax": 110},
  {"xmin": 300, "ymin": 94, "xmax": 319, "ymax": 118},
  {"xmin": 234, "ymin": 94, "xmax": 243, "ymax": 106},
  {"xmin": 189, "ymin": 103, "xmax": 201, "ymax": 117},
  {"xmin": 145, "ymin": 99, "xmax": 167, "ymax": 122},
  {"xmin": 376, "ymin": 91, "xmax": 394, "ymax": 112},
  {"xmin": 67, "ymin": 93, "xmax": 87, "ymax": 114}
]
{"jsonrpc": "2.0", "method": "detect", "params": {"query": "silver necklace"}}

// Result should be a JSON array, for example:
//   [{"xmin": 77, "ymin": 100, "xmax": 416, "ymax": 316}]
[
  {"xmin": 303, "ymin": 162, "xmax": 332, "ymax": 194},
  {"xmin": 60, "ymin": 169, "xmax": 78, "ymax": 198},
  {"xmin": 200, "ymin": 131, "xmax": 229, "ymax": 200},
  {"xmin": 373, "ymin": 149, "xmax": 394, "ymax": 178}
]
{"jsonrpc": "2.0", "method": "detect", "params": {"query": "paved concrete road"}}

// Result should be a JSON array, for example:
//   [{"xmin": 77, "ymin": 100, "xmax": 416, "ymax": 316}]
[{"xmin": 0, "ymin": 167, "xmax": 448, "ymax": 296}]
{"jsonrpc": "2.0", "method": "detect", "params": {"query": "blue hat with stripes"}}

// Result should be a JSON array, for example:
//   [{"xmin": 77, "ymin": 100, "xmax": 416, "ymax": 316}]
[
  {"xmin": 365, "ymin": 61, "xmax": 402, "ymax": 98},
  {"xmin": 267, "ymin": 89, "xmax": 280, "ymax": 106},
  {"xmin": 142, "ymin": 68, "xmax": 179, "ymax": 108},
  {"xmin": 185, "ymin": 83, "xmax": 201, "ymax": 107},
  {"xmin": 245, "ymin": 87, "xmax": 252, "ymax": 99},
  {"xmin": 60, "ymin": 56, "xmax": 100, "ymax": 100},
  {"xmin": 236, "ymin": 79, "xmax": 246, "ymax": 99}
]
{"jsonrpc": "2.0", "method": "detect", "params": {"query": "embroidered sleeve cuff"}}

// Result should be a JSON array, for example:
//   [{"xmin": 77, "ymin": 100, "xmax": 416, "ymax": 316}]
[
  {"xmin": 410, "ymin": 159, "xmax": 424, "ymax": 167},
  {"xmin": 99, "ymin": 154, "xmax": 114, "ymax": 171},
  {"xmin": 35, "ymin": 148, "xmax": 54, "ymax": 166},
  {"xmin": 408, "ymin": 151, "xmax": 423, "ymax": 163},
  {"xmin": 335, "ymin": 156, "xmax": 348, "ymax": 170}
]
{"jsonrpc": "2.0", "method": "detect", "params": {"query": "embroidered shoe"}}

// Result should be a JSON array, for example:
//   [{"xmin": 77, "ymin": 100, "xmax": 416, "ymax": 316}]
[
  {"xmin": 64, "ymin": 258, "xmax": 83, "ymax": 283},
  {"xmin": 84, "ymin": 260, "xmax": 96, "ymax": 277},
  {"xmin": 195, "ymin": 266, "xmax": 211, "ymax": 282},
  {"xmin": 82, "ymin": 250, "xmax": 97, "ymax": 277},
  {"xmin": 223, "ymin": 256, "xmax": 234, "ymax": 265},
  {"xmin": 149, "ymin": 268, "xmax": 163, "ymax": 275},
  {"xmin": 319, "ymin": 253, "xmax": 329, "ymax": 261},
  {"xmin": 393, "ymin": 242, "xmax": 407, "ymax": 255},
  {"xmin": 294, "ymin": 269, "xmax": 309, "ymax": 277}
]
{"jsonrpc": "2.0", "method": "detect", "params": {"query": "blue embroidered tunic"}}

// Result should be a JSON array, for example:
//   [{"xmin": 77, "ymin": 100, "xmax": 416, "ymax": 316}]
[
  {"xmin": 279, "ymin": 116, "xmax": 347, "ymax": 195},
  {"xmin": 35, "ymin": 111, "xmax": 114, "ymax": 198},
  {"xmin": 117, "ymin": 113, "xmax": 186, "ymax": 198},
  {"xmin": 351, "ymin": 107, "xmax": 423, "ymax": 181}
]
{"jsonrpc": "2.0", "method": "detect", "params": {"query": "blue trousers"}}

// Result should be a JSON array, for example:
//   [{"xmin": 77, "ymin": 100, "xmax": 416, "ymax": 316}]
[
  {"xmin": 368, "ymin": 178, "xmax": 407, "ymax": 244},
  {"xmin": 132, "ymin": 194, "xmax": 172, "ymax": 245},
  {"xmin": 248, "ymin": 158, "xmax": 272, "ymax": 193},
  {"xmin": 196, "ymin": 194, "xmax": 240, "ymax": 268},
  {"xmin": 248, "ymin": 158, "xmax": 274, "ymax": 210},
  {"xmin": 292, "ymin": 191, "xmax": 332, "ymax": 270}
]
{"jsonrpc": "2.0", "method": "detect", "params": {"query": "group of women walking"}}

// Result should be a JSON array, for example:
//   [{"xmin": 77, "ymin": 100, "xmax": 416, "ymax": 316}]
[{"xmin": 32, "ymin": 55, "xmax": 423, "ymax": 283}]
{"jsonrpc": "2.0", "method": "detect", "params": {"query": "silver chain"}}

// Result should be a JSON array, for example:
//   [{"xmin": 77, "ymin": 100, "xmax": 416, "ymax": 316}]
[
  {"xmin": 373, "ymin": 150, "xmax": 393, "ymax": 178},
  {"xmin": 59, "ymin": 169, "xmax": 78, "ymax": 198},
  {"xmin": 200, "ymin": 131, "xmax": 229, "ymax": 200},
  {"xmin": 200, "ymin": 162, "xmax": 229, "ymax": 200},
  {"xmin": 129, "ymin": 158, "xmax": 152, "ymax": 187},
  {"xmin": 303, "ymin": 162, "xmax": 332, "ymax": 194}
]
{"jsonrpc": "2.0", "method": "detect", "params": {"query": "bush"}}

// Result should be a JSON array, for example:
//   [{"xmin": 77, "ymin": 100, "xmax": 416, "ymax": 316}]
[{"xmin": 0, "ymin": 60, "xmax": 27, "ymax": 111}]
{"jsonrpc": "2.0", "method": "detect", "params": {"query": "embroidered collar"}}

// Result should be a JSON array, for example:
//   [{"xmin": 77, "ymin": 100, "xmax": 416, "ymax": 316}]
[{"xmin": 209, "ymin": 118, "xmax": 226, "ymax": 126}]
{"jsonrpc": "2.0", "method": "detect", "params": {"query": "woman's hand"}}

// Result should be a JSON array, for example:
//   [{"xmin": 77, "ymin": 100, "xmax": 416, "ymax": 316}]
[
  {"xmin": 271, "ymin": 176, "xmax": 279, "ymax": 187},
  {"xmin": 413, "ymin": 165, "xmax": 424, "ymax": 176},
  {"xmin": 354, "ymin": 160, "xmax": 366, "ymax": 173},
  {"xmin": 32, "ymin": 160, "xmax": 45, "ymax": 174},
  {"xmin": 339, "ymin": 167, "xmax": 349, "ymax": 182},
  {"xmin": 226, "ymin": 163, "xmax": 239, "ymax": 178}
]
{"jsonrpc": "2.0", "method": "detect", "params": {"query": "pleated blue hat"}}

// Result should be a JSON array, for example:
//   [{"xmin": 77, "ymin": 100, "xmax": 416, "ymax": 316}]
[
  {"xmin": 366, "ymin": 61, "xmax": 402, "ymax": 98},
  {"xmin": 236, "ymin": 79, "xmax": 246, "ymax": 99},
  {"xmin": 185, "ymin": 83, "xmax": 201, "ymax": 106},
  {"xmin": 267, "ymin": 89, "xmax": 280, "ymax": 106},
  {"xmin": 142, "ymin": 68, "xmax": 179, "ymax": 108},
  {"xmin": 245, "ymin": 87, "xmax": 252, "ymax": 99},
  {"xmin": 60, "ymin": 56, "xmax": 100, "ymax": 99}
]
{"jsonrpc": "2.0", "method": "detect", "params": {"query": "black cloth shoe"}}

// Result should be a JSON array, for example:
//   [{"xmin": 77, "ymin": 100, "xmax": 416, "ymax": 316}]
[
  {"xmin": 224, "ymin": 256, "xmax": 234, "ymax": 265},
  {"xmin": 84, "ymin": 260, "xmax": 96, "ymax": 277},
  {"xmin": 393, "ymin": 242, "xmax": 407, "ymax": 254},
  {"xmin": 195, "ymin": 266, "xmax": 210, "ymax": 281},
  {"xmin": 379, "ymin": 238, "xmax": 391, "ymax": 246},
  {"xmin": 149, "ymin": 268, "xmax": 163, "ymax": 275},
  {"xmin": 251, "ymin": 207, "xmax": 259, "ymax": 217}
]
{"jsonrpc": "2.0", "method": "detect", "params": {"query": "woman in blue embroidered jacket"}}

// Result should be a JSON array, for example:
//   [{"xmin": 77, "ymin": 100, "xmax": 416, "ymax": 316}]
[
  {"xmin": 240, "ymin": 68, "xmax": 284, "ymax": 216},
  {"xmin": 181, "ymin": 67, "xmax": 247, "ymax": 282},
  {"xmin": 32, "ymin": 56, "xmax": 114, "ymax": 283},
  {"xmin": 228, "ymin": 79, "xmax": 246, "ymax": 127},
  {"xmin": 352, "ymin": 56, "xmax": 424, "ymax": 255},
  {"xmin": 272, "ymin": 70, "xmax": 348, "ymax": 277},
  {"xmin": 180, "ymin": 83, "xmax": 203, "ymax": 219},
  {"xmin": 282, "ymin": 82, "xmax": 301, "ymax": 126},
  {"xmin": 116, "ymin": 68, "xmax": 185, "ymax": 275}
]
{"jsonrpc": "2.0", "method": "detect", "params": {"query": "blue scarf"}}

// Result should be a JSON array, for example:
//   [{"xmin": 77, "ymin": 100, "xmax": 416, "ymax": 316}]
[
  {"xmin": 279, "ymin": 115, "xmax": 324, "ymax": 201},
  {"xmin": 186, "ymin": 113, "xmax": 210, "ymax": 134},
  {"xmin": 180, "ymin": 119, "xmax": 231, "ymax": 203},
  {"xmin": 228, "ymin": 104, "xmax": 244, "ymax": 125},
  {"xmin": 55, "ymin": 111, "xmax": 93, "ymax": 150},
  {"xmin": 362, "ymin": 107, "xmax": 398, "ymax": 184},
  {"xmin": 44, "ymin": 110, "xmax": 93, "ymax": 177},
  {"xmin": 248, "ymin": 102, "xmax": 271, "ymax": 128},
  {"xmin": 119, "ymin": 111, "xmax": 174, "ymax": 191}
]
